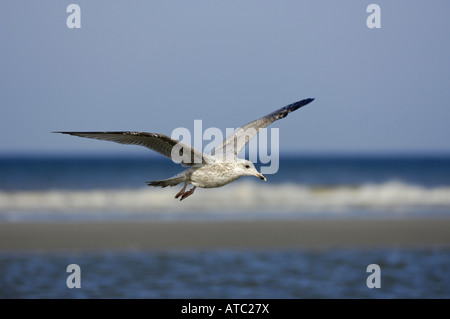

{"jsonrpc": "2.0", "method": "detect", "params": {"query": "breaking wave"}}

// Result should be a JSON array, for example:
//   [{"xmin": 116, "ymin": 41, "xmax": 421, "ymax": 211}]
[{"xmin": 1, "ymin": 181, "xmax": 450, "ymax": 220}]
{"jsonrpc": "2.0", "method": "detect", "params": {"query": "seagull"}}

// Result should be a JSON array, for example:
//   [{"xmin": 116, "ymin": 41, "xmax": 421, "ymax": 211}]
[{"xmin": 55, "ymin": 98, "xmax": 314, "ymax": 200}]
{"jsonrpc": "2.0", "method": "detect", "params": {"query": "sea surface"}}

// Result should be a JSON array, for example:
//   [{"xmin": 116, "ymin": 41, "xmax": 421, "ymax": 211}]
[
  {"xmin": 1, "ymin": 155, "xmax": 450, "ymax": 221},
  {"xmin": 1, "ymin": 248, "xmax": 449, "ymax": 298},
  {"xmin": 0, "ymin": 154, "xmax": 449, "ymax": 298}
]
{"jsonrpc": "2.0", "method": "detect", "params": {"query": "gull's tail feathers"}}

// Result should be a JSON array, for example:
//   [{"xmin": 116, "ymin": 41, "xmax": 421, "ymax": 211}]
[{"xmin": 147, "ymin": 174, "xmax": 186, "ymax": 188}]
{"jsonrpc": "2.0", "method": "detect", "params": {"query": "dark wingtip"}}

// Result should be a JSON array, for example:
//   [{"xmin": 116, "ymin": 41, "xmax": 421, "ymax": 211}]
[
  {"xmin": 52, "ymin": 131, "xmax": 73, "ymax": 135},
  {"xmin": 298, "ymin": 98, "xmax": 315, "ymax": 107},
  {"xmin": 286, "ymin": 98, "xmax": 315, "ymax": 112}
]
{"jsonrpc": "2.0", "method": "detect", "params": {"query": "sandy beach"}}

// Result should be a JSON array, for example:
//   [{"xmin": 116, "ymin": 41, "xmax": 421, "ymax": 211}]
[{"xmin": 1, "ymin": 218, "xmax": 449, "ymax": 251}]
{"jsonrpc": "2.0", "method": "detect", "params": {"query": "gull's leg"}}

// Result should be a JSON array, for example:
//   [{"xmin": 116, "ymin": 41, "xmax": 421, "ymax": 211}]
[
  {"xmin": 180, "ymin": 186, "xmax": 197, "ymax": 201},
  {"xmin": 175, "ymin": 183, "xmax": 187, "ymax": 199}
]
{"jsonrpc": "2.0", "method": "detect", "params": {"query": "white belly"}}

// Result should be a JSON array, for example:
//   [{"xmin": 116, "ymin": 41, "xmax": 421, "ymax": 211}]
[{"xmin": 190, "ymin": 163, "xmax": 241, "ymax": 188}]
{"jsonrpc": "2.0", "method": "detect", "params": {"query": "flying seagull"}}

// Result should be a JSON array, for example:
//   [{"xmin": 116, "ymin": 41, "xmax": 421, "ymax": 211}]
[{"xmin": 55, "ymin": 98, "xmax": 314, "ymax": 200}]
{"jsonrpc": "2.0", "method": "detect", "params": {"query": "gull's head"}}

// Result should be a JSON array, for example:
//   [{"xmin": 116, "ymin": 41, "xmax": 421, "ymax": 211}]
[{"xmin": 236, "ymin": 159, "xmax": 266, "ymax": 181}]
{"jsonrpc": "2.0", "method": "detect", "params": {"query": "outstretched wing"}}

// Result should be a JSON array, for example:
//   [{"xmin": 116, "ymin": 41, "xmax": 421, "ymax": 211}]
[
  {"xmin": 54, "ymin": 131, "xmax": 211, "ymax": 166},
  {"xmin": 211, "ymin": 98, "xmax": 314, "ymax": 158}
]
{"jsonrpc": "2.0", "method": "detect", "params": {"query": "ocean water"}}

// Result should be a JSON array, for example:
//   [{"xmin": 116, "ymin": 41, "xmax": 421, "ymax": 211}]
[
  {"xmin": 1, "ymin": 248, "xmax": 449, "ymax": 298},
  {"xmin": 1, "ymin": 155, "xmax": 450, "ymax": 221},
  {"xmin": 0, "ymin": 155, "xmax": 449, "ymax": 298}
]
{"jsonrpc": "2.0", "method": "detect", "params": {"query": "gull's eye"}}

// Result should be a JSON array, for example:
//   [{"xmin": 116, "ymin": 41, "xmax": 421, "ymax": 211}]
[{"xmin": 245, "ymin": 164, "xmax": 250, "ymax": 169}]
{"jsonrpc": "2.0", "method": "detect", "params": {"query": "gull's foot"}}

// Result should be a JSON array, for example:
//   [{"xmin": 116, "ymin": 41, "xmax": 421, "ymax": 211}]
[
  {"xmin": 175, "ymin": 183, "xmax": 188, "ymax": 199},
  {"xmin": 180, "ymin": 186, "xmax": 197, "ymax": 201}
]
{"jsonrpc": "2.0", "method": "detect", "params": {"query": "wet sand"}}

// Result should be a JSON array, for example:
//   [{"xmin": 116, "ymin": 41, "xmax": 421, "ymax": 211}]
[{"xmin": 0, "ymin": 219, "xmax": 449, "ymax": 251}]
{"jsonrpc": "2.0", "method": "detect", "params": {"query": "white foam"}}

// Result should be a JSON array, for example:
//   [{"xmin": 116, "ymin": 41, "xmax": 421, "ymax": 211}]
[{"xmin": 1, "ymin": 181, "xmax": 450, "ymax": 216}]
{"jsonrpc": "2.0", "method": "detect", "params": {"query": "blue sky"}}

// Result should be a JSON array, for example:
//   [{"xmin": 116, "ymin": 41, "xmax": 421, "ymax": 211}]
[{"xmin": 1, "ymin": 1, "xmax": 449, "ymax": 156}]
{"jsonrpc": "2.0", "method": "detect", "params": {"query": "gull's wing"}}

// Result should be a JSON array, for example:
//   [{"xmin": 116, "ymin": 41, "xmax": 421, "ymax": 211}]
[
  {"xmin": 54, "ymin": 131, "xmax": 211, "ymax": 166},
  {"xmin": 211, "ymin": 98, "xmax": 314, "ymax": 158}
]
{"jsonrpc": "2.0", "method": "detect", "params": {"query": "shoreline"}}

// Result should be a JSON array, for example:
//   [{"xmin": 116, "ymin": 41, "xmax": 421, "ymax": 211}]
[{"xmin": 1, "ymin": 218, "xmax": 449, "ymax": 251}]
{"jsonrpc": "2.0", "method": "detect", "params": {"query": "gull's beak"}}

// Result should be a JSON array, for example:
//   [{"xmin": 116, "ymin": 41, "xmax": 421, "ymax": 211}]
[{"xmin": 255, "ymin": 172, "xmax": 266, "ymax": 181}]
